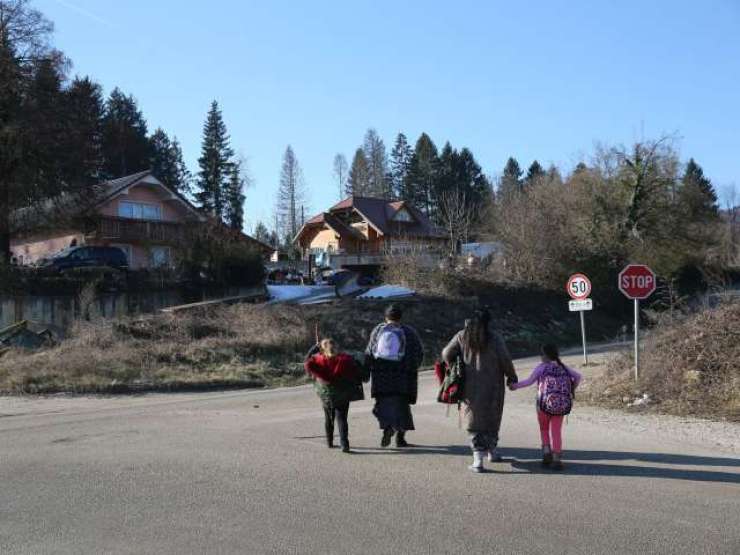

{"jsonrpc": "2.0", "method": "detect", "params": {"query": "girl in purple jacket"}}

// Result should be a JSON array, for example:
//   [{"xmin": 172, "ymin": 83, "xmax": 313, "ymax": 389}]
[{"xmin": 510, "ymin": 343, "xmax": 582, "ymax": 470}]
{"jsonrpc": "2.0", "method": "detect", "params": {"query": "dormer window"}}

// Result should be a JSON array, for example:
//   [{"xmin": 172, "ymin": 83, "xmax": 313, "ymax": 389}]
[{"xmin": 393, "ymin": 208, "xmax": 413, "ymax": 222}]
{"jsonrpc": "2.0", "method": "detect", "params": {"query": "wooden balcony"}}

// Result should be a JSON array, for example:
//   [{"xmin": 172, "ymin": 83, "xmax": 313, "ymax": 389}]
[
  {"xmin": 326, "ymin": 251, "xmax": 443, "ymax": 269},
  {"xmin": 92, "ymin": 216, "xmax": 187, "ymax": 244}
]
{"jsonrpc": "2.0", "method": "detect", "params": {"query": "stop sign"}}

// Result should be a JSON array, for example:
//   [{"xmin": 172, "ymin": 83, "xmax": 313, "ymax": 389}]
[{"xmin": 619, "ymin": 264, "xmax": 656, "ymax": 299}]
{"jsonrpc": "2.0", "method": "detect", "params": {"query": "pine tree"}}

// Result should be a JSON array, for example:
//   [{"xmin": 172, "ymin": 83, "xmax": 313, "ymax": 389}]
[
  {"xmin": 433, "ymin": 142, "xmax": 456, "ymax": 221},
  {"xmin": 405, "ymin": 133, "xmax": 439, "ymax": 216},
  {"xmin": 149, "ymin": 128, "xmax": 191, "ymax": 195},
  {"xmin": 23, "ymin": 58, "xmax": 67, "ymax": 195},
  {"xmin": 253, "ymin": 221, "xmax": 271, "ymax": 244},
  {"xmin": 525, "ymin": 160, "xmax": 545, "ymax": 187},
  {"xmin": 362, "ymin": 128, "xmax": 389, "ymax": 198},
  {"xmin": 433, "ymin": 144, "xmax": 490, "ymax": 226},
  {"xmin": 150, "ymin": 128, "xmax": 175, "ymax": 185},
  {"xmin": 573, "ymin": 162, "xmax": 588, "ymax": 175},
  {"xmin": 0, "ymin": 1, "xmax": 68, "ymax": 261},
  {"xmin": 195, "ymin": 100, "xmax": 234, "ymax": 218},
  {"xmin": 333, "ymin": 153, "xmax": 348, "ymax": 200},
  {"xmin": 275, "ymin": 145, "xmax": 306, "ymax": 239},
  {"xmin": 0, "ymin": 29, "xmax": 22, "ymax": 261},
  {"xmin": 499, "ymin": 157, "xmax": 523, "ymax": 197},
  {"xmin": 170, "ymin": 137, "xmax": 192, "ymax": 196},
  {"xmin": 678, "ymin": 158, "xmax": 719, "ymax": 222},
  {"xmin": 224, "ymin": 160, "xmax": 246, "ymax": 230},
  {"xmin": 390, "ymin": 132, "xmax": 413, "ymax": 200},
  {"xmin": 457, "ymin": 147, "xmax": 491, "ymax": 205},
  {"xmin": 347, "ymin": 148, "xmax": 370, "ymax": 196},
  {"xmin": 63, "ymin": 76, "xmax": 104, "ymax": 182},
  {"xmin": 101, "ymin": 87, "xmax": 151, "ymax": 178}
]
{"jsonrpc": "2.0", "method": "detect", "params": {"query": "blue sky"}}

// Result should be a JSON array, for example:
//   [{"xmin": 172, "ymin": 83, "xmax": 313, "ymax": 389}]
[{"xmin": 39, "ymin": 0, "xmax": 740, "ymax": 230}]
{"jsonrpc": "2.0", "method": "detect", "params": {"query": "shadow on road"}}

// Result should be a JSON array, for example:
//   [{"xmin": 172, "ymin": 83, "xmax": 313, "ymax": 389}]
[
  {"xmin": 502, "ymin": 447, "xmax": 740, "ymax": 484},
  {"xmin": 344, "ymin": 445, "xmax": 740, "ymax": 484},
  {"xmin": 502, "ymin": 447, "xmax": 740, "ymax": 468}
]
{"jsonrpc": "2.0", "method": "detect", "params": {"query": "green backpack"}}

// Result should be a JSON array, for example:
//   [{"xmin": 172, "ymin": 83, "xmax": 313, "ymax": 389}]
[{"xmin": 436, "ymin": 357, "xmax": 465, "ymax": 405}]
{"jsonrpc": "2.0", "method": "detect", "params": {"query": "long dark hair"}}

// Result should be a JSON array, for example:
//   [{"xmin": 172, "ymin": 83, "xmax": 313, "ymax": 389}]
[
  {"xmin": 462, "ymin": 308, "xmax": 491, "ymax": 353},
  {"xmin": 541, "ymin": 343, "xmax": 564, "ymax": 366}
]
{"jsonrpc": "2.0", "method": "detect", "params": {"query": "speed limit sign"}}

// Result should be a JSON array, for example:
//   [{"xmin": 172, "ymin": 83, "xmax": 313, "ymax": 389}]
[
  {"xmin": 567, "ymin": 273, "xmax": 591, "ymax": 300},
  {"xmin": 567, "ymin": 273, "xmax": 592, "ymax": 365}
]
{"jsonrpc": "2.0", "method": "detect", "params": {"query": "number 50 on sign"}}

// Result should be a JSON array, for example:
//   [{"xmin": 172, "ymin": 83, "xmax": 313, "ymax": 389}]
[{"xmin": 567, "ymin": 273, "xmax": 591, "ymax": 300}]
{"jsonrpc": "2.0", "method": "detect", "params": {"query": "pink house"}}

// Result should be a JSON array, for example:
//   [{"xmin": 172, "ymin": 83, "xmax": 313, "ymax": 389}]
[{"xmin": 11, "ymin": 171, "xmax": 207, "ymax": 269}]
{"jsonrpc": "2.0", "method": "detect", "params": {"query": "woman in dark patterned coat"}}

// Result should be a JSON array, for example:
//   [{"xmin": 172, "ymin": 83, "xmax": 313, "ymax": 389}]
[
  {"xmin": 442, "ymin": 308, "xmax": 518, "ymax": 472},
  {"xmin": 365, "ymin": 304, "xmax": 424, "ymax": 448}
]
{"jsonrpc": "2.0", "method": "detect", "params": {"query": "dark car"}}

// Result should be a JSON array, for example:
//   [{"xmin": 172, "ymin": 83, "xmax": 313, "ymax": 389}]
[{"xmin": 41, "ymin": 246, "xmax": 129, "ymax": 273}]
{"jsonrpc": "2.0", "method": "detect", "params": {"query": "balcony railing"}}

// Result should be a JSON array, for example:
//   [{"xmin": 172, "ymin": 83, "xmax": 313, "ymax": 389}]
[{"xmin": 93, "ymin": 216, "xmax": 187, "ymax": 244}]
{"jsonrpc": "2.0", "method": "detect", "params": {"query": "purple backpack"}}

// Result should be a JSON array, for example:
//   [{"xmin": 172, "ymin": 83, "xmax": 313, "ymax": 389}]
[{"xmin": 538, "ymin": 363, "xmax": 573, "ymax": 416}]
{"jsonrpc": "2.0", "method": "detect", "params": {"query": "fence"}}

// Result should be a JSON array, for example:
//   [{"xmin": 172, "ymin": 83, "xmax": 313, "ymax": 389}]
[{"xmin": 0, "ymin": 286, "xmax": 266, "ymax": 333}]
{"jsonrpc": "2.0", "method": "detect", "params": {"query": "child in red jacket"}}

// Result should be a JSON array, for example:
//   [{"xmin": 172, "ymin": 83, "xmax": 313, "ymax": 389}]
[{"xmin": 305, "ymin": 338, "xmax": 364, "ymax": 453}]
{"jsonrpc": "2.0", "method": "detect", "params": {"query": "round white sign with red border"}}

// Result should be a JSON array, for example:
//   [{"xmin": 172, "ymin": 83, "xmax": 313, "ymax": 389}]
[{"xmin": 567, "ymin": 273, "xmax": 592, "ymax": 300}]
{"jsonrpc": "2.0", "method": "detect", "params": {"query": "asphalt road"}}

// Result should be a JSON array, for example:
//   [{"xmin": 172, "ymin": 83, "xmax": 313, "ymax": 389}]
[{"xmin": 1, "ymin": 351, "xmax": 739, "ymax": 554}]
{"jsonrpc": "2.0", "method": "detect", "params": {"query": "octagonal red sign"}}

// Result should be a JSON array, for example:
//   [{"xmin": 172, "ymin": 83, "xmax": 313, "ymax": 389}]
[{"xmin": 618, "ymin": 264, "xmax": 656, "ymax": 300}]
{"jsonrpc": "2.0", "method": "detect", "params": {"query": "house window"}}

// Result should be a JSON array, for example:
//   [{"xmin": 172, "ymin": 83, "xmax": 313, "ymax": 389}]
[
  {"xmin": 119, "ymin": 201, "xmax": 162, "ymax": 221},
  {"xmin": 150, "ymin": 246, "xmax": 171, "ymax": 268},
  {"xmin": 393, "ymin": 209, "xmax": 413, "ymax": 222}
]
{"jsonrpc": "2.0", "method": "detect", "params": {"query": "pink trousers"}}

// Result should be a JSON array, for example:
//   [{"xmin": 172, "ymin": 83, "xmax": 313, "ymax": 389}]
[{"xmin": 537, "ymin": 410, "xmax": 564, "ymax": 453}]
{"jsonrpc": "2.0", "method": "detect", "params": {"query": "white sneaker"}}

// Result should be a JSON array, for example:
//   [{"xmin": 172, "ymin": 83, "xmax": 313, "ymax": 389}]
[
  {"xmin": 469, "ymin": 451, "xmax": 484, "ymax": 473},
  {"xmin": 487, "ymin": 448, "xmax": 502, "ymax": 463}
]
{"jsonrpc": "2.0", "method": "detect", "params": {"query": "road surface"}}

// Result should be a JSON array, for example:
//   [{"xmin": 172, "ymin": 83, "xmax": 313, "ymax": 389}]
[{"xmin": 1, "ymin": 351, "xmax": 738, "ymax": 554}]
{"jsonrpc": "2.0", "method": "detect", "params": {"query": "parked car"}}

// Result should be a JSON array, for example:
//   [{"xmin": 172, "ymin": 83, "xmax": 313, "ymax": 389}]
[{"xmin": 40, "ymin": 246, "xmax": 129, "ymax": 273}]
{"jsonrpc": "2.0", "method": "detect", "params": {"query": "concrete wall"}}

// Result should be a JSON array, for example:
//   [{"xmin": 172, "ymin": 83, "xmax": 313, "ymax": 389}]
[{"xmin": 0, "ymin": 287, "xmax": 264, "ymax": 331}]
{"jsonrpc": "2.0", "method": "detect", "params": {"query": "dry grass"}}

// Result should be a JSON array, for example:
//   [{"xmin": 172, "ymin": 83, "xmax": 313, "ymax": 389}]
[
  {"xmin": 0, "ymin": 284, "xmax": 624, "ymax": 395},
  {"xmin": 0, "ymin": 304, "xmax": 315, "ymax": 394},
  {"xmin": 586, "ymin": 298, "xmax": 740, "ymax": 421}
]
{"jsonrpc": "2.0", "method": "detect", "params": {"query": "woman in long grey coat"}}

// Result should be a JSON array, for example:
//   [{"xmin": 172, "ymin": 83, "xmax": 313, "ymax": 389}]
[{"xmin": 442, "ymin": 308, "xmax": 518, "ymax": 472}]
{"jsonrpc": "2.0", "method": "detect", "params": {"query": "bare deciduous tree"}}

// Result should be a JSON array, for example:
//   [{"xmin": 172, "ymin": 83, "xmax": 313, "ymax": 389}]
[
  {"xmin": 439, "ymin": 189, "xmax": 476, "ymax": 254},
  {"xmin": 721, "ymin": 183, "xmax": 739, "ymax": 266},
  {"xmin": 332, "ymin": 153, "xmax": 348, "ymax": 200},
  {"xmin": 275, "ymin": 145, "xmax": 307, "ymax": 243}
]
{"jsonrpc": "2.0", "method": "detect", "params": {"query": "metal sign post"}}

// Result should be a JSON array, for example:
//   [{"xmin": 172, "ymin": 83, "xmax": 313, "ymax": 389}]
[
  {"xmin": 634, "ymin": 298, "xmax": 639, "ymax": 381},
  {"xmin": 618, "ymin": 264, "xmax": 657, "ymax": 381},
  {"xmin": 580, "ymin": 310, "xmax": 588, "ymax": 365},
  {"xmin": 567, "ymin": 275, "xmax": 593, "ymax": 366}
]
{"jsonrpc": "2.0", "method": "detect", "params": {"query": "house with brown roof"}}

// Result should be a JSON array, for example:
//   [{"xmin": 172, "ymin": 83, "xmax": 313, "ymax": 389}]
[
  {"xmin": 11, "ymin": 170, "xmax": 272, "ymax": 269},
  {"xmin": 295, "ymin": 197, "xmax": 447, "ymax": 270}
]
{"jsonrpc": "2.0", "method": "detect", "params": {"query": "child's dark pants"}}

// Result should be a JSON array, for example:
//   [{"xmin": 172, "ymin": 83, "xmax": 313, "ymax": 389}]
[{"xmin": 323, "ymin": 402, "xmax": 350, "ymax": 447}]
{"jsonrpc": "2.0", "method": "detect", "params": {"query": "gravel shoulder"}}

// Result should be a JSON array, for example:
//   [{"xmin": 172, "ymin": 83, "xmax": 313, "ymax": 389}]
[{"xmin": 525, "ymin": 349, "xmax": 740, "ymax": 456}]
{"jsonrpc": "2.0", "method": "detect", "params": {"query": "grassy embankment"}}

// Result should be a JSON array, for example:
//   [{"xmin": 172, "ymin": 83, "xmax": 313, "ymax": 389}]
[
  {"xmin": 0, "ymin": 283, "xmax": 622, "ymax": 394},
  {"xmin": 585, "ymin": 297, "xmax": 740, "ymax": 421}
]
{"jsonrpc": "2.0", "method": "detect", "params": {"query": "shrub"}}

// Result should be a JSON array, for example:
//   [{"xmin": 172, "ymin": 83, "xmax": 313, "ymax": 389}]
[{"xmin": 586, "ymin": 298, "xmax": 740, "ymax": 420}]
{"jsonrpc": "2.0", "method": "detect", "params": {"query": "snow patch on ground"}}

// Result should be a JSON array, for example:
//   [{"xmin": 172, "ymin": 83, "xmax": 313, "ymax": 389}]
[
  {"xmin": 358, "ymin": 285, "xmax": 415, "ymax": 299},
  {"xmin": 266, "ymin": 285, "xmax": 335, "ymax": 303}
]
